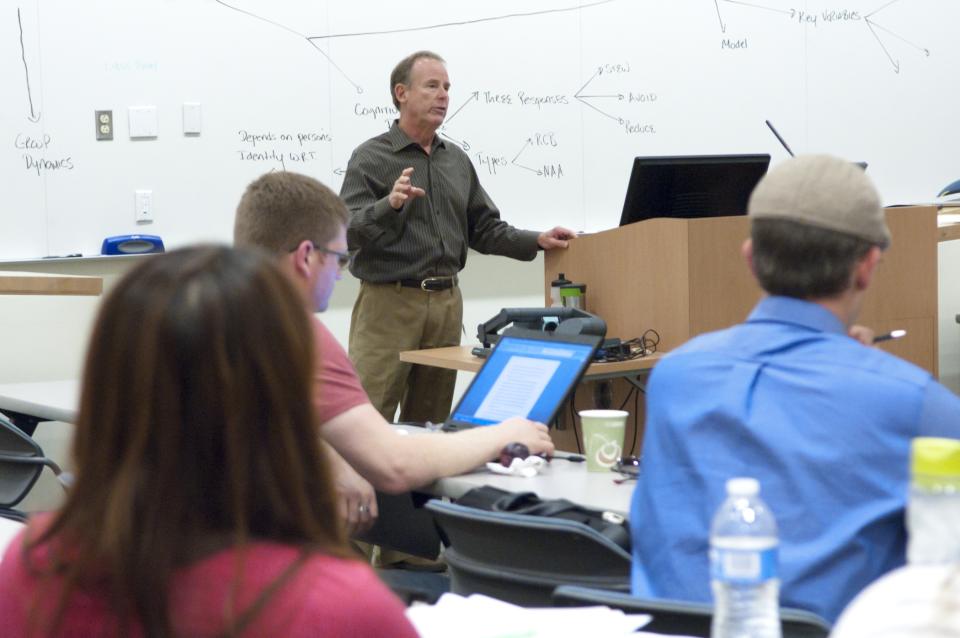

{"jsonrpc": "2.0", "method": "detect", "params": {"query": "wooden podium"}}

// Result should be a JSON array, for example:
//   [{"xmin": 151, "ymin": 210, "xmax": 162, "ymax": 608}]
[
  {"xmin": 546, "ymin": 206, "xmax": 938, "ymax": 372},
  {"xmin": 543, "ymin": 206, "xmax": 939, "ymax": 452}
]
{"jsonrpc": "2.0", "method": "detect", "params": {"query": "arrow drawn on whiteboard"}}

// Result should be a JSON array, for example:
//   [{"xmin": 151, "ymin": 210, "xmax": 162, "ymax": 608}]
[
  {"xmin": 213, "ymin": 1, "xmax": 364, "ymax": 94},
  {"xmin": 573, "ymin": 71, "xmax": 623, "ymax": 124},
  {"xmin": 863, "ymin": 0, "xmax": 930, "ymax": 74},
  {"xmin": 17, "ymin": 8, "xmax": 41, "ymax": 122},
  {"xmin": 866, "ymin": 18, "xmax": 929, "ymax": 57},
  {"xmin": 713, "ymin": 0, "xmax": 726, "ymax": 33},
  {"xmin": 443, "ymin": 91, "xmax": 479, "ymax": 126},
  {"xmin": 511, "ymin": 138, "xmax": 541, "ymax": 175},
  {"xmin": 865, "ymin": 0, "xmax": 903, "ymax": 19},
  {"xmin": 719, "ymin": 0, "xmax": 792, "ymax": 16},
  {"xmin": 307, "ymin": 1, "xmax": 616, "ymax": 40},
  {"xmin": 511, "ymin": 139, "xmax": 533, "ymax": 164},
  {"xmin": 864, "ymin": 19, "xmax": 900, "ymax": 73},
  {"xmin": 440, "ymin": 132, "xmax": 470, "ymax": 152}
]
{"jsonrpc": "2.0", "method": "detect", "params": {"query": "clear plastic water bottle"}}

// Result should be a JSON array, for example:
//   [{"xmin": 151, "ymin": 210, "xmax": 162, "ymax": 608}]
[
  {"xmin": 710, "ymin": 477, "xmax": 781, "ymax": 638},
  {"xmin": 907, "ymin": 437, "xmax": 960, "ymax": 564}
]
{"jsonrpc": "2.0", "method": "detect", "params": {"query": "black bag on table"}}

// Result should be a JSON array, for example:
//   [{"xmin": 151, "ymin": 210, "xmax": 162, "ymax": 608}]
[{"xmin": 454, "ymin": 485, "xmax": 631, "ymax": 552}]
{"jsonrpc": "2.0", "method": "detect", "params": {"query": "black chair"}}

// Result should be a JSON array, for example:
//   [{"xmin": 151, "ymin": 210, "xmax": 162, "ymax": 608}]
[
  {"xmin": 0, "ymin": 412, "xmax": 67, "ymax": 522},
  {"xmin": 425, "ymin": 499, "xmax": 631, "ymax": 607},
  {"xmin": 552, "ymin": 585, "xmax": 831, "ymax": 638}
]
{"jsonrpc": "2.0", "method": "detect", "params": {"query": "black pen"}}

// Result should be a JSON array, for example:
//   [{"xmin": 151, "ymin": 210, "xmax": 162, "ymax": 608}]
[{"xmin": 873, "ymin": 329, "xmax": 907, "ymax": 343}]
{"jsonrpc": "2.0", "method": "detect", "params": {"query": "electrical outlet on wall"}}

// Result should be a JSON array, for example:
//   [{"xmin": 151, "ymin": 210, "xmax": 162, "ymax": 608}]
[{"xmin": 95, "ymin": 110, "xmax": 113, "ymax": 140}]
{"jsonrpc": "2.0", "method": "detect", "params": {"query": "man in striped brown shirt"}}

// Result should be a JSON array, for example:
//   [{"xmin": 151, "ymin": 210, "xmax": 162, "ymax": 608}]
[{"xmin": 340, "ymin": 50, "xmax": 574, "ymax": 425}]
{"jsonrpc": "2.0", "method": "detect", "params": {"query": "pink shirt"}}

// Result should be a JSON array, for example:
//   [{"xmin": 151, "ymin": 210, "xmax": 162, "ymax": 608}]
[
  {"xmin": 312, "ymin": 317, "xmax": 370, "ymax": 425},
  {"xmin": 0, "ymin": 524, "xmax": 418, "ymax": 637}
]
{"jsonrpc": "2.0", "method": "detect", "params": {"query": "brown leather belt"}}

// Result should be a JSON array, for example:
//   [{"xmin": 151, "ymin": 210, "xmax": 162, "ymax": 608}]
[{"xmin": 398, "ymin": 276, "xmax": 458, "ymax": 291}]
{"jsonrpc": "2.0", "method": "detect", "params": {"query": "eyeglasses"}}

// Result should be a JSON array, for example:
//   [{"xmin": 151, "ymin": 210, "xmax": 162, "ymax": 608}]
[
  {"xmin": 318, "ymin": 247, "xmax": 353, "ymax": 271},
  {"xmin": 611, "ymin": 455, "xmax": 642, "ymax": 484}
]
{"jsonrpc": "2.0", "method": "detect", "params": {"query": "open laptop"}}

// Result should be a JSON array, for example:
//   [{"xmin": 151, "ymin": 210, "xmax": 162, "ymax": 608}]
[{"xmin": 442, "ymin": 328, "xmax": 603, "ymax": 431}]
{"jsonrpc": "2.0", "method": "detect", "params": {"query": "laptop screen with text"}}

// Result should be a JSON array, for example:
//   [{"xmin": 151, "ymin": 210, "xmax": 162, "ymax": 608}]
[{"xmin": 445, "ymin": 330, "xmax": 600, "ymax": 430}]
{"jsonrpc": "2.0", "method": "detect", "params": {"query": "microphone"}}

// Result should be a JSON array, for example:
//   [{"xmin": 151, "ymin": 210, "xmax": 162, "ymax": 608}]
[{"xmin": 765, "ymin": 120, "xmax": 795, "ymax": 157}]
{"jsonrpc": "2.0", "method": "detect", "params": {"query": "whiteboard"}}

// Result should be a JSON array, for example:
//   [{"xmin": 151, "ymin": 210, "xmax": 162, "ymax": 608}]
[{"xmin": 2, "ymin": 0, "xmax": 957, "ymax": 260}]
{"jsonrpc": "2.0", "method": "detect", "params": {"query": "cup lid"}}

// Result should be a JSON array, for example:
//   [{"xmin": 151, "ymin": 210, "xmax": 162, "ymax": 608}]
[{"xmin": 578, "ymin": 409, "xmax": 629, "ymax": 418}]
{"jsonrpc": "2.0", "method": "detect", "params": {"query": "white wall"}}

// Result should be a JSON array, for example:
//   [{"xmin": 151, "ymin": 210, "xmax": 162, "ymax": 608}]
[
  {"xmin": 0, "ymin": 251, "xmax": 544, "ymax": 395},
  {"xmin": 4, "ymin": 1, "xmax": 960, "ymax": 259}
]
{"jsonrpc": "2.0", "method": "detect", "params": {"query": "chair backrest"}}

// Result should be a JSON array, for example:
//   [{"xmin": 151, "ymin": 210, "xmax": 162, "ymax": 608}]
[
  {"xmin": 425, "ymin": 499, "xmax": 631, "ymax": 607},
  {"xmin": 552, "ymin": 585, "xmax": 831, "ymax": 638},
  {"xmin": 0, "ymin": 413, "xmax": 62, "ymax": 510}
]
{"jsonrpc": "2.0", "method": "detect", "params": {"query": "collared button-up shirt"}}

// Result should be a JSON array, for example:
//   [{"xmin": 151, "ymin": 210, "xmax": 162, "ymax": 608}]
[
  {"xmin": 340, "ymin": 122, "xmax": 540, "ymax": 283},
  {"xmin": 630, "ymin": 295, "xmax": 960, "ymax": 622}
]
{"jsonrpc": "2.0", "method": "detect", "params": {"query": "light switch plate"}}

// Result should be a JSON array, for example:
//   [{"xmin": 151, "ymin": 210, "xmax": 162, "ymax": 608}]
[
  {"xmin": 135, "ymin": 190, "xmax": 154, "ymax": 223},
  {"xmin": 128, "ymin": 106, "xmax": 158, "ymax": 138},
  {"xmin": 182, "ymin": 102, "xmax": 202, "ymax": 135}
]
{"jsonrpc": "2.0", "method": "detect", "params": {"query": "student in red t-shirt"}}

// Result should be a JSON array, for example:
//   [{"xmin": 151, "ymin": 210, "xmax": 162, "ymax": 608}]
[
  {"xmin": 0, "ymin": 246, "xmax": 418, "ymax": 637},
  {"xmin": 234, "ymin": 171, "xmax": 555, "ymax": 533}
]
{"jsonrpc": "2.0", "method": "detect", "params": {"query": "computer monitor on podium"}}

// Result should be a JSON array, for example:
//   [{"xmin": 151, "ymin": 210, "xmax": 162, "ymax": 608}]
[{"xmin": 619, "ymin": 154, "xmax": 771, "ymax": 227}]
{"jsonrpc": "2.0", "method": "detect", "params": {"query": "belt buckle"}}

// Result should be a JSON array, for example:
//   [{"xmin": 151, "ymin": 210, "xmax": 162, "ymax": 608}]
[{"xmin": 421, "ymin": 277, "xmax": 443, "ymax": 291}]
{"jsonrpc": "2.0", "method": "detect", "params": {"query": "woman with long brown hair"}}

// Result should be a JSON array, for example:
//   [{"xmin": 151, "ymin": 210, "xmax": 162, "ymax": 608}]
[{"xmin": 0, "ymin": 246, "xmax": 418, "ymax": 637}]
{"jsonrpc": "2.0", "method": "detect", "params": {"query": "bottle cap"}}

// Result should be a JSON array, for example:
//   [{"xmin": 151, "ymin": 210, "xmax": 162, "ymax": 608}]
[
  {"xmin": 726, "ymin": 477, "xmax": 759, "ymax": 496},
  {"xmin": 912, "ymin": 437, "xmax": 960, "ymax": 480},
  {"xmin": 551, "ymin": 273, "xmax": 571, "ymax": 286}
]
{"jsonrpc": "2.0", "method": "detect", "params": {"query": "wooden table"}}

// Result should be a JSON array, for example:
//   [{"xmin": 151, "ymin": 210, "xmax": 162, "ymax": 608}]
[
  {"xmin": 400, "ymin": 345, "xmax": 663, "ymax": 452},
  {"xmin": 939, "ymin": 209, "xmax": 960, "ymax": 243},
  {"xmin": 400, "ymin": 345, "xmax": 661, "ymax": 381},
  {"xmin": 0, "ymin": 271, "xmax": 102, "ymax": 296}
]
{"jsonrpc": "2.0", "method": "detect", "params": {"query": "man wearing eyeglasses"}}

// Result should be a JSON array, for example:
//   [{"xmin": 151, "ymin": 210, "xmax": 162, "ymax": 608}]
[
  {"xmin": 340, "ymin": 50, "xmax": 575, "ymax": 428},
  {"xmin": 234, "ymin": 171, "xmax": 555, "ymax": 537}
]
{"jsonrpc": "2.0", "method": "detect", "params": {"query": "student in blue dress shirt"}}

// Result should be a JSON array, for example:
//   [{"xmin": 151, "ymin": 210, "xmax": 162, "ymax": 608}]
[{"xmin": 630, "ymin": 154, "xmax": 960, "ymax": 623}]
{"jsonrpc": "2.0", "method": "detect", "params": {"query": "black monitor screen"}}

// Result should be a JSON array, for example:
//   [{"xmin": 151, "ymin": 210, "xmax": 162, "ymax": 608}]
[{"xmin": 619, "ymin": 154, "xmax": 771, "ymax": 227}]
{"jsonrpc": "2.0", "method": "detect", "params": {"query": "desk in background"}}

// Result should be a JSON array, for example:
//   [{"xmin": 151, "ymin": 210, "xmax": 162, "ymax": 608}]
[
  {"xmin": 0, "ymin": 379, "xmax": 77, "ymax": 435},
  {"xmin": 399, "ymin": 345, "xmax": 661, "ymax": 380},
  {"xmin": 432, "ymin": 458, "xmax": 632, "ymax": 516},
  {"xmin": 0, "ymin": 271, "xmax": 102, "ymax": 296},
  {"xmin": 939, "ymin": 208, "xmax": 960, "ymax": 243}
]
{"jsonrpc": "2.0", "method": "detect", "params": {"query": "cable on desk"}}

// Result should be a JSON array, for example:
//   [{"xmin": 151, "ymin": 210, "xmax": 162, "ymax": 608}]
[{"xmin": 568, "ymin": 385, "xmax": 583, "ymax": 454}]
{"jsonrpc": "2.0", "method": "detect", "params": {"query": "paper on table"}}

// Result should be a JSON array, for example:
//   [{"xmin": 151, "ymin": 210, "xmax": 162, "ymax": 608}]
[
  {"xmin": 485, "ymin": 455, "xmax": 547, "ymax": 478},
  {"xmin": 406, "ymin": 592, "xmax": 650, "ymax": 638}
]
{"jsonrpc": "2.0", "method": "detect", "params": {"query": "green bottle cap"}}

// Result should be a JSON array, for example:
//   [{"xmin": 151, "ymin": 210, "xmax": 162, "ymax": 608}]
[{"xmin": 912, "ymin": 437, "xmax": 960, "ymax": 479}]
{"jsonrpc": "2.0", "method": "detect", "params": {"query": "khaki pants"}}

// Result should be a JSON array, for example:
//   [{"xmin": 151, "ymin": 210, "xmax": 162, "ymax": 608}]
[{"xmin": 349, "ymin": 281, "xmax": 462, "ymax": 424}]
